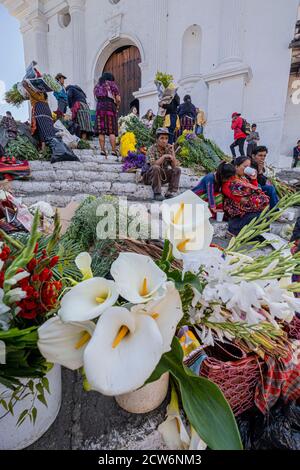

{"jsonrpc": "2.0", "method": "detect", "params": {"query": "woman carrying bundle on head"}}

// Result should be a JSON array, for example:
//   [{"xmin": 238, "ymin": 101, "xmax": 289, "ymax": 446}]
[{"xmin": 192, "ymin": 162, "xmax": 236, "ymax": 218}]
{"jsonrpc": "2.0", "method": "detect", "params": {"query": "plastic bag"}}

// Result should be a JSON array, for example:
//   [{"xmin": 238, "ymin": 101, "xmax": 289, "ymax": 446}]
[
  {"xmin": 54, "ymin": 120, "xmax": 80, "ymax": 148},
  {"xmin": 237, "ymin": 401, "xmax": 300, "ymax": 450},
  {"xmin": 46, "ymin": 137, "xmax": 79, "ymax": 164}
]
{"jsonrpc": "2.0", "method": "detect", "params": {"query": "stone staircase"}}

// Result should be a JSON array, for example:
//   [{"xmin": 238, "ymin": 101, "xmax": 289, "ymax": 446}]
[{"xmin": 10, "ymin": 149, "xmax": 199, "ymax": 207}]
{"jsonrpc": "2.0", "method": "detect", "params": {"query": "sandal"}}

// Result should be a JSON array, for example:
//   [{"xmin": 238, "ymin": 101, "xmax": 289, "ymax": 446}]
[{"xmin": 100, "ymin": 150, "xmax": 108, "ymax": 158}]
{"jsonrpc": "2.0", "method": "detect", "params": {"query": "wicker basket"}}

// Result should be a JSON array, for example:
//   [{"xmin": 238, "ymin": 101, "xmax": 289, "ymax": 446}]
[{"xmin": 200, "ymin": 342, "xmax": 261, "ymax": 416}]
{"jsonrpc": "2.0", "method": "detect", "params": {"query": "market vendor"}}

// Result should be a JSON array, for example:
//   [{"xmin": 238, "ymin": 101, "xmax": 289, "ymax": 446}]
[
  {"xmin": 22, "ymin": 81, "xmax": 55, "ymax": 150},
  {"xmin": 1, "ymin": 111, "xmax": 18, "ymax": 140},
  {"xmin": 54, "ymin": 73, "xmax": 68, "ymax": 119},
  {"xmin": 143, "ymin": 128, "xmax": 181, "ymax": 201},
  {"xmin": 222, "ymin": 156, "xmax": 270, "ymax": 236},
  {"xmin": 251, "ymin": 146, "xmax": 279, "ymax": 209},
  {"xmin": 66, "ymin": 84, "xmax": 94, "ymax": 141},
  {"xmin": 192, "ymin": 162, "xmax": 236, "ymax": 217}
]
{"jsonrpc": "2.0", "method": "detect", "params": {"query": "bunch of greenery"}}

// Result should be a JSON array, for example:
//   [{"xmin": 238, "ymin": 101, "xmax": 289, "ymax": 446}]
[
  {"xmin": 155, "ymin": 72, "xmax": 174, "ymax": 89},
  {"xmin": 5, "ymin": 136, "xmax": 39, "ymax": 161},
  {"xmin": 123, "ymin": 116, "xmax": 154, "ymax": 149},
  {"xmin": 5, "ymin": 84, "xmax": 25, "ymax": 108}
]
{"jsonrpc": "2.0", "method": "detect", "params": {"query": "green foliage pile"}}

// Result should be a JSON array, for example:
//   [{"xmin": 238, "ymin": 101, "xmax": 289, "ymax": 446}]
[{"xmin": 177, "ymin": 134, "xmax": 229, "ymax": 173}]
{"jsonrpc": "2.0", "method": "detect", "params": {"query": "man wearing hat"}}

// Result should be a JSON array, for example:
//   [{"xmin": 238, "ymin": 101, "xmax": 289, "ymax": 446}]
[
  {"xmin": 230, "ymin": 112, "xmax": 247, "ymax": 159},
  {"xmin": 143, "ymin": 128, "xmax": 181, "ymax": 201},
  {"xmin": 54, "ymin": 73, "xmax": 68, "ymax": 118}
]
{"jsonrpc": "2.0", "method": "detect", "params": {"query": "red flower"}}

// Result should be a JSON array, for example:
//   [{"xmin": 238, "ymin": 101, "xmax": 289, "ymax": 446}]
[
  {"xmin": 27, "ymin": 258, "xmax": 38, "ymax": 272},
  {"xmin": 49, "ymin": 256, "xmax": 59, "ymax": 268}
]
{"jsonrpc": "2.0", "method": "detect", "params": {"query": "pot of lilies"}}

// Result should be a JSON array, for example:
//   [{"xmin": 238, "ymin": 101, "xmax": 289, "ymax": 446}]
[
  {"xmin": 0, "ymin": 211, "xmax": 82, "ymax": 449},
  {"xmin": 37, "ymin": 191, "xmax": 244, "ymax": 450}
]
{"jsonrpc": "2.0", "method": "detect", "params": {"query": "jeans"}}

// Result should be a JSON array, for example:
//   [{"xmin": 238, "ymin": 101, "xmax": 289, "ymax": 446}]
[
  {"xmin": 230, "ymin": 138, "xmax": 246, "ymax": 158},
  {"xmin": 261, "ymin": 184, "xmax": 279, "ymax": 209}
]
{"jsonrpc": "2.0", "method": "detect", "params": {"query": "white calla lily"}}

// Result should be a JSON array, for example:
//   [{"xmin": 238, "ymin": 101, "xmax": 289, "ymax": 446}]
[
  {"xmin": 110, "ymin": 252, "xmax": 167, "ymax": 304},
  {"xmin": 131, "ymin": 282, "xmax": 183, "ymax": 353},
  {"xmin": 158, "ymin": 386, "xmax": 190, "ymax": 450},
  {"xmin": 59, "ymin": 277, "xmax": 119, "ymax": 322},
  {"xmin": 168, "ymin": 224, "xmax": 214, "ymax": 260},
  {"xmin": 189, "ymin": 427, "xmax": 207, "ymax": 451},
  {"xmin": 75, "ymin": 252, "xmax": 93, "ymax": 280},
  {"xmin": 162, "ymin": 190, "xmax": 212, "ymax": 234},
  {"xmin": 84, "ymin": 306, "xmax": 163, "ymax": 396},
  {"xmin": 38, "ymin": 317, "xmax": 95, "ymax": 370}
]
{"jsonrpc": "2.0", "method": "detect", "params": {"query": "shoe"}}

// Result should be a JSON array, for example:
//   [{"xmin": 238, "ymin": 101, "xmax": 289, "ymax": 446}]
[
  {"xmin": 100, "ymin": 150, "xmax": 108, "ymax": 157},
  {"xmin": 154, "ymin": 194, "xmax": 165, "ymax": 201},
  {"xmin": 165, "ymin": 192, "xmax": 177, "ymax": 199}
]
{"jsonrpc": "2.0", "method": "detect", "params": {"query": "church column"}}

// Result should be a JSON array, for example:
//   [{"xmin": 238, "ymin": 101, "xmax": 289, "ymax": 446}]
[
  {"xmin": 219, "ymin": 0, "xmax": 244, "ymax": 67},
  {"xmin": 68, "ymin": 0, "xmax": 86, "ymax": 89},
  {"xmin": 152, "ymin": 0, "xmax": 168, "ymax": 73},
  {"xmin": 26, "ymin": 14, "xmax": 49, "ymax": 73}
]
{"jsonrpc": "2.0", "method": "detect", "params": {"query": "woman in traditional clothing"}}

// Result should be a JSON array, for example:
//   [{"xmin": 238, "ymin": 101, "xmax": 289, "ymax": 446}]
[
  {"xmin": 222, "ymin": 156, "xmax": 270, "ymax": 236},
  {"xmin": 193, "ymin": 162, "xmax": 236, "ymax": 217},
  {"xmin": 22, "ymin": 81, "xmax": 55, "ymax": 150},
  {"xmin": 94, "ymin": 72, "xmax": 121, "ymax": 157},
  {"xmin": 178, "ymin": 95, "xmax": 197, "ymax": 134},
  {"xmin": 66, "ymin": 84, "xmax": 93, "ymax": 141}
]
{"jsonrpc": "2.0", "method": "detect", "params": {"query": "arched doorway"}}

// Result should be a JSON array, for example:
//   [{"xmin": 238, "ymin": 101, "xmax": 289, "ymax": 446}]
[{"xmin": 103, "ymin": 45, "xmax": 141, "ymax": 116}]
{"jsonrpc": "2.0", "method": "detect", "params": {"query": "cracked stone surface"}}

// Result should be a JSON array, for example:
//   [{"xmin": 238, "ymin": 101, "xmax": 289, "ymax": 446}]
[{"xmin": 28, "ymin": 369, "xmax": 168, "ymax": 450}]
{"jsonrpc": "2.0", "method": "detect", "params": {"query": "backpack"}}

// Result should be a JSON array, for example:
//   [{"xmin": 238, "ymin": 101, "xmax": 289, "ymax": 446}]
[{"xmin": 241, "ymin": 119, "xmax": 251, "ymax": 135}]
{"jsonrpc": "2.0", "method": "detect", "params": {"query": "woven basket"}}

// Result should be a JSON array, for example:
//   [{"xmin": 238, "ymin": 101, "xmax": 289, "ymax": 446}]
[
  {"xmin": 287, "ymin": 315, "xmax": 300, "ymax": 340},
  {"xmin": 200, "ymin": 342, "xmax": 261, "ymax": 416}
]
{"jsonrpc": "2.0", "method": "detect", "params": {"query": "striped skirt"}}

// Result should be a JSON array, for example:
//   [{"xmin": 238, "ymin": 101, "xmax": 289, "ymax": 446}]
[
  {"xmin": 180, "ymin": 115, "xmax": 195, "ymax": 133},
  {"xmin": 75, "ymin": 102, "xmax": 93, "ymax": 134},
  {"xmin": 35, "ymin": 102, "xmax": 55, "ymax": 142}
]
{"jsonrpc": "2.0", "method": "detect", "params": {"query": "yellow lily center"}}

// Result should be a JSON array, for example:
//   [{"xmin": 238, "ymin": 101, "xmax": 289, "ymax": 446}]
[
  {"xmin": 96, "ymin": 290, "xmax": 110, "ymax": 304},
  {"xmin": 112, "ymin": 325, "xmax": 129, "ymax": 349},
  {"xmin": 75, "ymin": 331, "xmax": 91, "ymax": 350},
  {"xmin": 173, "ymin": 203, "xmax": 185, "ymax": 225},
  {"xmin": 151, "ymin": 313, "xmax": 159, "ymax": 320},
  {"xmin": 140, "ymin": 277, "xmax": 149, "ymax": 297},
  {"xmin": 177, "ymin": 238, "xmax": 191, "ymax": 253}
]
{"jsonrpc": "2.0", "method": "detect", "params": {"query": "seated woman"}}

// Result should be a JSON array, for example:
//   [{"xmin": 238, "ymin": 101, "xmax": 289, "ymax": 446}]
[
  {"xmin": 222, "ymin": 156, "xmax": 270, "ymax": 236},
  {"xmin": 192, "ymin": 162, "xmax": 236, "ymax": 217}
]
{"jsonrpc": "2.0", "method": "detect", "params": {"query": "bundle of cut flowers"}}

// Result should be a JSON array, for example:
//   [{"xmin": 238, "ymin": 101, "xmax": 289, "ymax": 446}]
[
  {"xmin": 176, "ymin": 130, "xmax": 229, "ymax": 173},
  {"xmin": 118, "ymin": 115, "xmax": 154, "ymax": 149},
  {"xmin": 122, "ymin": 152, "xmax": 146, "ymax": 172},
  {"xmin": 0, "ymin": 211, "xmax": 83, "ymax": 425},
  {"xmin": 120, "ymin": 131, "xmax": 137, "ymax": 158},
  {"xmin": 5, "ymin": 84, "xmax": 26, "ymax": 108}
]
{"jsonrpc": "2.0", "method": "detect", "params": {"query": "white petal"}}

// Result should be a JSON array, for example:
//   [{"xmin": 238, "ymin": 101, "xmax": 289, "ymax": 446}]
[
  {"xmin": 110, "ymin": 252, "xmax": 167, "ymax": 304},
  {"xmin": 5, "ymin": 271, "xmax": 30, "ymax": 286},
  {"xmin": 59, "ymin": 278, "xmax": 119, "ymax": 322},
  {"xmin": 189, "ymin": 427, "xmax": 207, "ymax": 451},
  {"xmin": 75, "ymin": 252, "xmax": 93, "ymax": 279},
  {"xmin": 84, "ymin": 307, "xmax": 163, "ymax": 396},
  {"xmin": 38, "ymin": 317, "xmax": 95, "ymax": 370},
  {"xmin": 132, "ymin": 282, "xmax": 183, "ymax": 353},
  {"xmin": 162, "ymin": 190, "xmax": 212, "ymax": 233},
  {"xmin": 169, "ymin": 223, "xmax": 214, "ymax": 261}
]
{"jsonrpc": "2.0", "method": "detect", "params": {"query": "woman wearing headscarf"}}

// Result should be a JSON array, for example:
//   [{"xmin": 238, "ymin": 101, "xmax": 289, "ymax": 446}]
[
  {"xmin": 178, "ymin": 95, "xmax": 197, "ymax": 134},
  {"xmin": 66, "ymin": 84, "xmax": 93, "ymax": 141},
  {"xmin": 94, "ymin": 72, "xmax": 121, "ymax": 157}
]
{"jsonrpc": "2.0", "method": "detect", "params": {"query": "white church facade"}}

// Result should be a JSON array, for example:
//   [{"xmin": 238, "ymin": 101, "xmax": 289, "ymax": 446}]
[{"xmin": 2, "ymin": 0, "xmax": 300, "ymax": 167}]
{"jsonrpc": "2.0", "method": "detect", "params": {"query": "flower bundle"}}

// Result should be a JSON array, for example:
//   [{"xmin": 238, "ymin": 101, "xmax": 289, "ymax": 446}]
[
  {"xmin": 176, "ymin": 131, "xmax": 228, "ymax": 173},
  {"xmin": 122, "ymin": 152, "xmax": 146, "ymax": 172},
  {"xmin": 5, "ymin": 84, "xmax": 26, "ymax": 108},
  {"xmin": 120, "ymin": 131, "xmax": 137, "ymax": 157}
]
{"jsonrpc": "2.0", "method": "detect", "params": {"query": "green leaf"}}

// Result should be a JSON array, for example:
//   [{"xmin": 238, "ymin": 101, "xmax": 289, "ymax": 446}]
[
  {"xmin": 42, "ymin": 377, "xmax": 50, "ymax": 394},
  {"xmin": 17, "ymin": 409, "xmax": 28, "ymax": 426},
  {"xmin": 32, "ymin": 407, "xmax": 37, "ymax": 425},
  {"xmin": 146, "ymin": 338, "xmax": 242, "ymax": 450},
  {"xmin": 37, "ymin": 394, "xmax": 48, "ymax": 407}
]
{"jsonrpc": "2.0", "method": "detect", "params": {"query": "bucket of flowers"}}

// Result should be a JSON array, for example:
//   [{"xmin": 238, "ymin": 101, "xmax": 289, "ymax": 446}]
[{"xmin": 0, "ymin": 211, "xmax": 82, "ymax": 449}]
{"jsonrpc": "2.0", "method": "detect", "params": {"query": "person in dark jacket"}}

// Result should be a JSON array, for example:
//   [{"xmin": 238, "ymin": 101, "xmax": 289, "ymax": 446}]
[
  {"xmin": 66, "ymin": 85, "xmax": 93, "ymax": 140},
  {"xmin": 292, "ymin": 140, "xmax": 300, "ymax": 168},
  {"xmin": 251, "ymin": 146, "xmax": 279, "ymax": 209},
  {"xmin": 178, "ymin": 95, "xmax": 197, "ymax": 134},
  {"xmin": 162, "ymin": 93, "xmax": 180, "ymax": 144}
]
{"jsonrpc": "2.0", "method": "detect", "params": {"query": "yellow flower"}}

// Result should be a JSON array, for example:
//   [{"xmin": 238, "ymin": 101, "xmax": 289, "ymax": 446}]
[{"xmin": 120, "ymin": 132, "xmax": 137, "ymax": 157}]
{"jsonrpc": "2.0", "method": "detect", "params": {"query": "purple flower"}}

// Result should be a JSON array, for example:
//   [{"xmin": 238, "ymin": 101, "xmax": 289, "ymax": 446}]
[
  {"xmin": 122, "ymin": 152, "xmax": 146, "ymax": 172},
  {"xmin": 185, "ymin": 133, "xmax": 197, "ymax": 141}
]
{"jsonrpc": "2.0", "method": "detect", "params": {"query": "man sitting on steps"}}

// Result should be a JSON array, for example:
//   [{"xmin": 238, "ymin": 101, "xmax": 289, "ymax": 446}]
[{"xmin": 143, "ymin": 128, "xmax": 181, "ymax": 201}]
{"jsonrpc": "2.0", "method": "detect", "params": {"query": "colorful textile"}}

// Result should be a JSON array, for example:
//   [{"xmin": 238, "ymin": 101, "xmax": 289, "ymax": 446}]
[
  {"xmin": 180, "ymin": 115, "xmax": 195, "ymax": 133},
  {"xmin": 94, "ymin": 80, "xmax": 120, "ymax": 101},
  {"xmin": 34, "ymin": 101, "xmax": 56, "ymax": 142},
  {"xmin": 193, "ymin": 173, "xmax": 223, "ymax": 211},
  {"xmin": 255, "ymin": 351, "xmax": 300, "ymax": 414},
  {"xmin": 0, "ymin": 159, "xmax": 30, "ymax": 181},
  {"xmin": 222, "ymin": 176, "xmax": 269, "ymax": 219},
  {"xmin": 95, "ymin": 99, "xmax": 118, "ymax": 136},
  {"xmin": 73, "ymin": 102, "xmax": 93, "ymax": 134}
]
